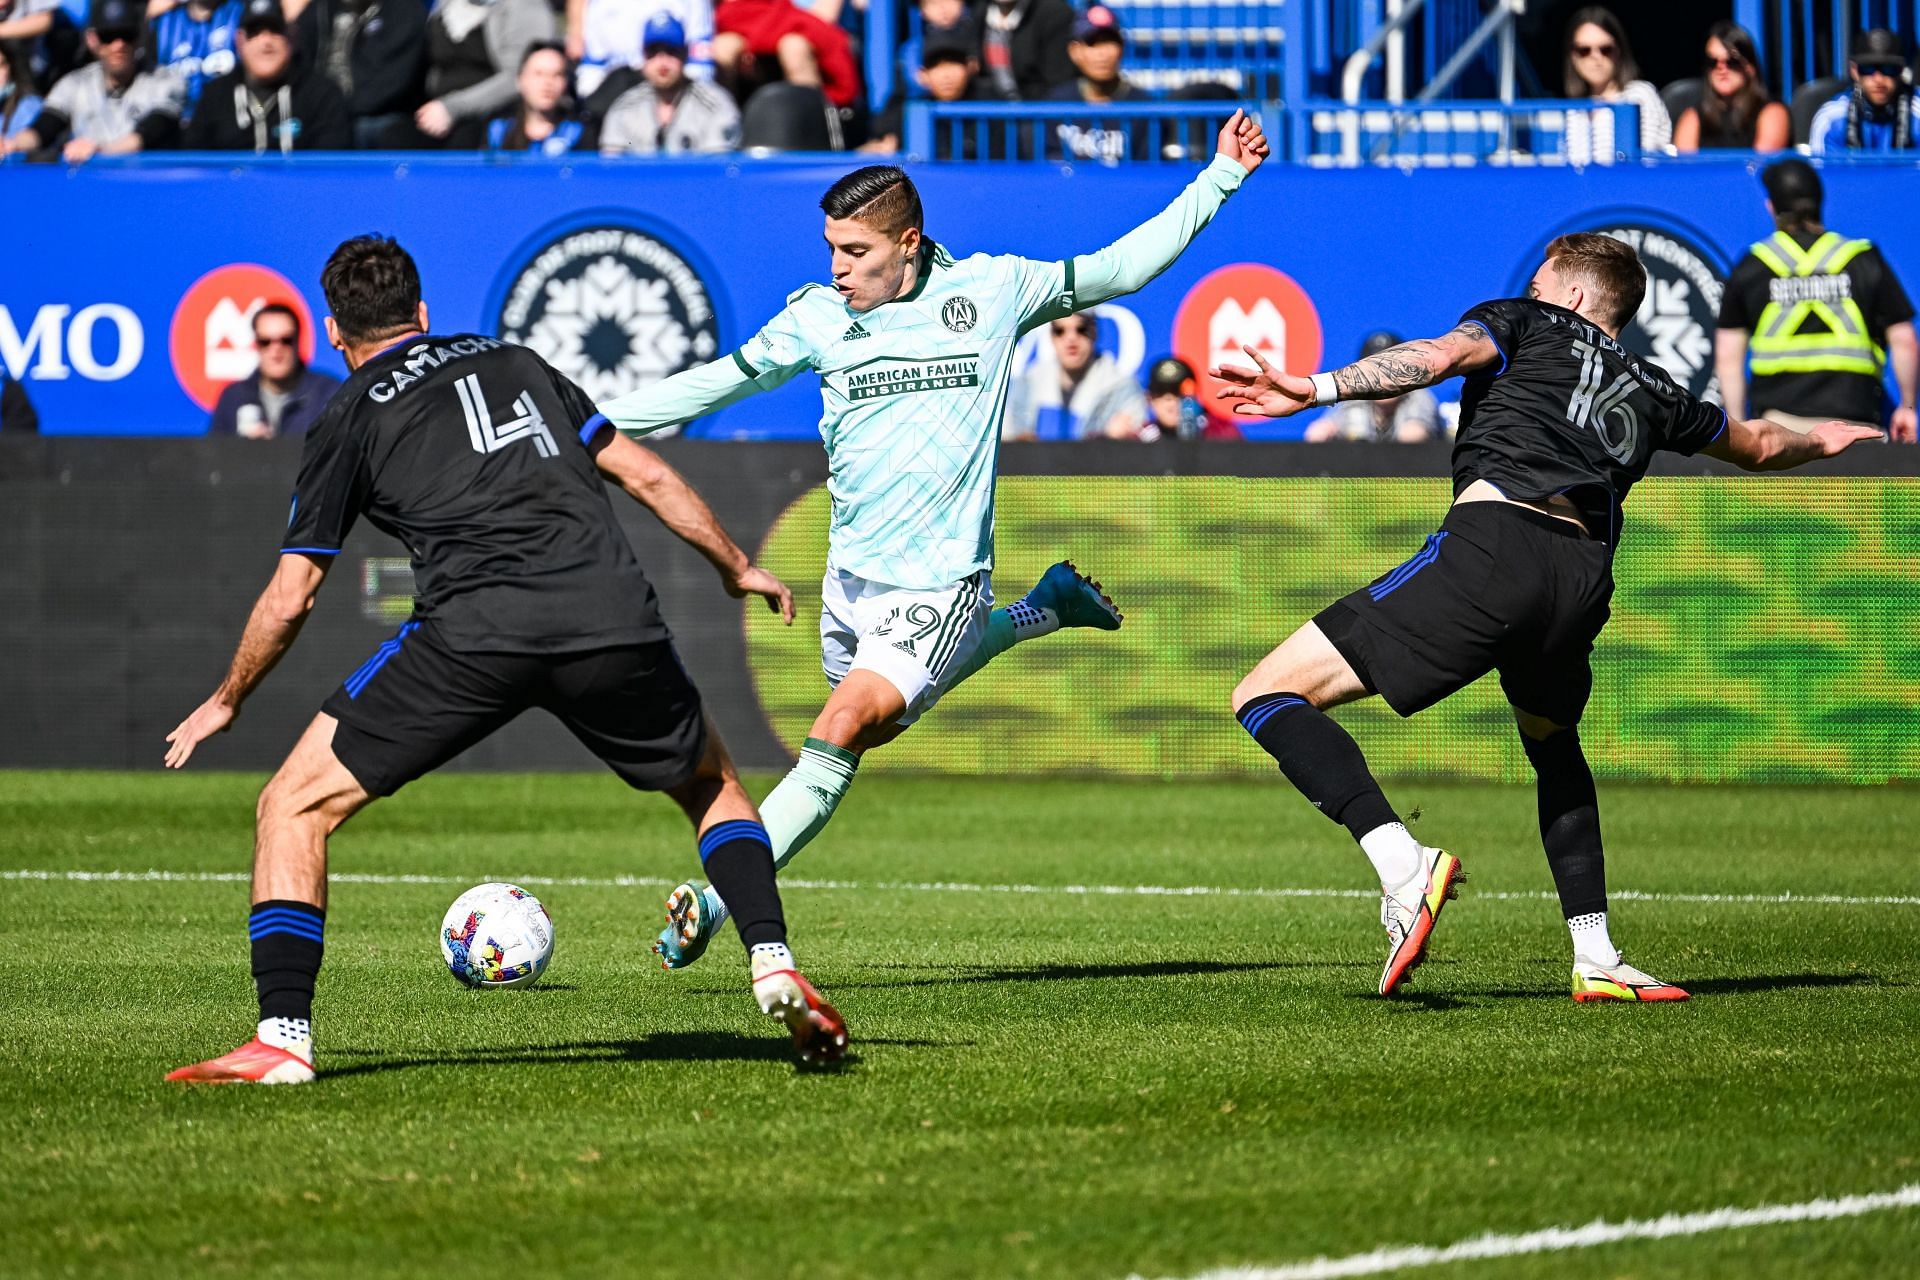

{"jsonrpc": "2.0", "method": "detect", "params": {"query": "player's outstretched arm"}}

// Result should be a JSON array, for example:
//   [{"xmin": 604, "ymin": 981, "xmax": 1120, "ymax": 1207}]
[
  {"xmin": 595, "ymin": 352, "xmax": 801, "ymax": 438},
  {"xmin": 587, "ymin": 428, "xmax": 795, "ymax": 623},
  {"xmin": 1062, "ymin": 109, "xmax": 1267, "ymax": 313},
  {"xmin": 164, "ymin": 553, "xmax": 331, "ymax": 768},
  {"xmin": 1704, "ymin": 417, "xmax": 1883, "ymax": 471},
  {"xmin": 1213, "ymin": 322, "xmax": 1499, "ymax": 418}
]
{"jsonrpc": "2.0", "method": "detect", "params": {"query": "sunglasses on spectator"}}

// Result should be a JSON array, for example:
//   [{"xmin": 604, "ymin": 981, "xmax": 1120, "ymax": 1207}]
[
  {"xmin": 1706, "ymin": 54, "xmax": 1748, "ymax": 72},
  {"xmin": 97, "ymin": 29, "xmax": 139, "ymax": 44},
  {"xmin": 1051, "ymin": 322, "xmax": 1095, "ymax": 337},
  {"xmin": 256, "ymin": 335, "xmax": 298, "ymax": 348},
  {"xmin": 1572, "ymin": 43, "xmax": 1616, "ymax": 58},
  {"xmin": 1857, "ymin": 64, "xmax": 1901, "ymax": 78}
]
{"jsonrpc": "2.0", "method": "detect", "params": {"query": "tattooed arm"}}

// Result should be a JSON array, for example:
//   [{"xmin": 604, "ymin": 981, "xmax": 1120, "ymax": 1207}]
[{"xmin": 1213, "ymin": 322, "xmax": 1502, "ymax": 419}]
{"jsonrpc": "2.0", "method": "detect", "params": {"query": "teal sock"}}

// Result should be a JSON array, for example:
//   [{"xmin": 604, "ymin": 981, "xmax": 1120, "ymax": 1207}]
[
  {"xmin": 940, "ymin": 609, "xmax": 1019, "ymax": 687},
  {"xmin": 759, "ymin": 737, "xmax": 861, "ymax": 872}
]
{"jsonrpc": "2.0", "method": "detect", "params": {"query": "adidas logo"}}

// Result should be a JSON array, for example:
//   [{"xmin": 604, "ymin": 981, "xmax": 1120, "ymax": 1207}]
[
  {"xmin": 842, "ymin": 321, "xmax": 871, "ymax": 341},
  {"xmin": 891, "ymin": 639, "xmax": 917, "ymax": 655}
]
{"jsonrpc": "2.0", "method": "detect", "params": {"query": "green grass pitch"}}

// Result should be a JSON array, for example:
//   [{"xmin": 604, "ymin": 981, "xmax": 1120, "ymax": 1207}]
[{"xmin": 3, "ymin": 770, "xmax": 1916, "ymax": 1278}]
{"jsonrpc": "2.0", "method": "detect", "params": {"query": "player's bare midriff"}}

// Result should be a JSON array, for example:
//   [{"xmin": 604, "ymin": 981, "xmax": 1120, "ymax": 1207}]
[{"xmin": 1452, "ymin": 479, "xmax": 1593, "ymax": 538}]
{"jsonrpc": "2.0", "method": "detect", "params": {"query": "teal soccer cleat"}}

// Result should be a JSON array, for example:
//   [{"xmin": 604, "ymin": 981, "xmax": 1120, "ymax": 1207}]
[
  {"xmin": 1026, "ymin": 560, "xmax": 1123, "ymax": 631},
  {"xmin": 652, "ymin": 882, "xmax": 730, "ymax": 971}
]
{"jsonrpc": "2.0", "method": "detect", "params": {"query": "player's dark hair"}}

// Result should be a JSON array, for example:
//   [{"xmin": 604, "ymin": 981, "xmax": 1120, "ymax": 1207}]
[
  {"xmin": 820, "ymin": 166, "xmax": 924, "ymax": 237},
  {"xmin": 1561, "ymin": 6, "xmax": 1637, "ymax": 97},
  {"xmin": 1544, "ymin": 232, "xmax": 1645, "ymax": 332},
  {"xmin": 320, "ymin": 235, "xmax": 422, "ymax": 346},
  {"xmin": 252, "ymin": 302, "xmax": 301, "ymax": 338}
]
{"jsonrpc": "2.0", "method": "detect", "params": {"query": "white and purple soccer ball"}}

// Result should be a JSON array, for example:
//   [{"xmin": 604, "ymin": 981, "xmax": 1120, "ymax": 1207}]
[{"xmin": 439, "ymin": 883, "xmax": 554, "ymax": 989}]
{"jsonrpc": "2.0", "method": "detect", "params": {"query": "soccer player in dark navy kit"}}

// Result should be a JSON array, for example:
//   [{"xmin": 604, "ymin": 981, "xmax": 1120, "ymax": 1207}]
[
  {"xmin": 1213, "ymin": 233, "xmax": 1879, "ymax": 1003},
  {"xmin": 163, "ymin": 236, "xmax": 846, "ymax": 1082}
]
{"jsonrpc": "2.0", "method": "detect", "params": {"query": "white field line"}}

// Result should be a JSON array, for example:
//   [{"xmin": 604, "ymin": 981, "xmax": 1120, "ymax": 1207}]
[
  {"xmin": 1140, "ymin": 1182, "xmax": 1920, "ymax": 1280},
  {"xmin": 0, "ymin": 868, "xmax": 1915, "ymax": 907}
]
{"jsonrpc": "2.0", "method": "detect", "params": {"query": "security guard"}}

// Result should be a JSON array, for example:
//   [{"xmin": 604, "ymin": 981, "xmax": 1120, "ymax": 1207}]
[{"xmin": 1716, "ymin": 158, "xmax": 1917, "ymax": 442}]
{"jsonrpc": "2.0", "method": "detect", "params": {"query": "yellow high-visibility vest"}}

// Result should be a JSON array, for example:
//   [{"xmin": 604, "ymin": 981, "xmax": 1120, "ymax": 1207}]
[{"xmin": 1747, "ymin": 230, "xmax": 1884, "ymax": 377}]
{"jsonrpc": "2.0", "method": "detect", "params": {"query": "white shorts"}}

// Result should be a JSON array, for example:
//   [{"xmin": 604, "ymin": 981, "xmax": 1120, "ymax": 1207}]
[{"xmin": 820, "ymin": 568, "xmax": 994, "ymax": 725}]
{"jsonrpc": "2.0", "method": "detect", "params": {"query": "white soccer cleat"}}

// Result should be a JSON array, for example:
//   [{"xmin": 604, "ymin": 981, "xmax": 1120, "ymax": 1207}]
[
  {"xmin": 1571, "ymin": 956, "xmax": 1689, "ymax": 1002},
  {"xmin": 751, "ymin": 951, "xmax": 848, "ymax": 1067},
  {"xmin": 1377, "ymin": 848, "xmax": 1465, "ymax": 996}
]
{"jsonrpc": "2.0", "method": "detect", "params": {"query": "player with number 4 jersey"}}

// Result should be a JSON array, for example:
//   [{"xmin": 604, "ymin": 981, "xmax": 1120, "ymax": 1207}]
[
  {"xmin": 1214, "ymin": 232, "xmax": 1879, "ymax": 1002},
  {"xmin": 597, "ymin": 111, "xmax": 1271, "ymax": 969}
]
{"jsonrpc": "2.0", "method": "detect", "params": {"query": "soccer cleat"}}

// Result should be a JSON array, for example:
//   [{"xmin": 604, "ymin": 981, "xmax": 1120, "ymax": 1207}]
[
  {"xmin": 1377, "ymin": 848, "xmax": 1465, "ymax": 996},
  {"xmin": 1571, "ymin": 957, "xmax": 1690, "ymax": 1003},
  {"xmin": 1027, "ymin": 560, "xmax": 1123, "ymax": 630},
  {"xmin": 652, "ymin": 882, "xmax": 728, "ymax": 971},
  {"xmin": 165, "ymin": 1037, "xmax": 315, "ymax": 1085},
  {"xmin": 752, "ymin": 954, "xmax": 849, "ymax": 1067}
]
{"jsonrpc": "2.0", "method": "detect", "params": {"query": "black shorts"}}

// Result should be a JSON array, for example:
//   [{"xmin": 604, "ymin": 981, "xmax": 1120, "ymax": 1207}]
[
  {"xmin": 1314, "ymin": 503, "xmax": 1613, "ymax": 726},
  {"xmin": 322, "ymin": 621, "xmax": 707, "ymax": 797}
]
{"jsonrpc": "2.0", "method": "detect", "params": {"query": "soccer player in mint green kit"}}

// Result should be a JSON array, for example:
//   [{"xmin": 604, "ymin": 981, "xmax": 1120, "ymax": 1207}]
[{"xmin": 596, "ymin": 110, "xmax": 1270, "ymax": 967}]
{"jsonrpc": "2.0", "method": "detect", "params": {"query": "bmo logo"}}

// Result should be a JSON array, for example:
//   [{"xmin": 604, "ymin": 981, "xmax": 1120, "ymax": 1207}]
[
  {"xmin": 169, "ymin": 264, "xmax": 316, "ymax": 410},
  {"xmin": 0, "ymin": 303, "xmax": 145, "ymax": 382},
  {"xmin": 1173, "ymin": 263, "xmax": 1323, "ymax": 411}
]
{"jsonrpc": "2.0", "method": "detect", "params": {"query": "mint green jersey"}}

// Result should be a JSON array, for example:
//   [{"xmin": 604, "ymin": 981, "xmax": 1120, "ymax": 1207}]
[{"xmin": 598, "ymin": 155, "xmax": 1248, "ymax": 589}]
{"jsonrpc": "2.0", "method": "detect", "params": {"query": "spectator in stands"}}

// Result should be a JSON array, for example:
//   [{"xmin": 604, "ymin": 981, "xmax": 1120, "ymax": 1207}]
[
  {"xmin": 1046, "ymin": 4, "xmax": 1146, "ymax": 163},
  {"xmin": 898, "ymin": 0, "xmax": 967, "ymax": 77},
  {"xmin": 1811, "ymin": 28, "xmax": 1918, "ymax": 155},
  {"xmin": 0, "ymin": 369, "xmax": 38, "ymax": 432},
  {"xmin": 1304, "ymin": 331, "xmax": 1442, "ymax": 443},
  {"xmin": 485, "ymin": 40, "xmax": 594, "ymax": 152},
  {"xmin": 406, "ymin": 0, "xmax": 555, "ymax": 148},
  {"xmin": 0, "ymin": 39, "xmax": 43, "ymax": 146},
  {"xmin": 1004, "ymin": 311, "xmax": 1146, "ymax": 440},
  {"xmin": 207, "ymin": 304, "xmax": 341, "ymax": 439},
  {"xmin": 1673, "ymin": 21, "xmax": 1787, "ymax": 153},
  {"xmin": 1559, "ymin": 5, "xmax": 1668, "ymax": 161},
  {"xmin": 1716, "ymin": 159, "xmax": 1916, "ymax": 443},
  {"xmin": 149, "ymin": 0, "xmax": 242, "ymax": 120},
  {"xmin": 569, "ymin": 0, "xmax": 713, "ymax": 100},
  {"xmin": 969, "ymin": 0, "xmax": 1070, "ymax": 100},
  {"xmin": 599, "ymin": 12, "xmax": 736, "ymax": 153},
  {"xmin": 862, "ymin": 38, "xmax": 1004, "ymax": 158},
  {"xmin": 5, "ymin": 0, "xmax": 184, "ymax": 160},
  {"xmin": 184, "ymin": 0, "xmax": 351, "ymax": 150},
  {"xmin": 0, "ymin": 0, "xmax": 84, "ymax": 92},
  {"xmin": 1138, "ymin": 356, "xmax": 1210, "ymax": 441},
  {"xmin": 711, "ymin": 0, "xmax": 859, "ymax": 110},
  {"xmin": 293, "ymin": 0, "xmax": 427, "ymax": 149}
]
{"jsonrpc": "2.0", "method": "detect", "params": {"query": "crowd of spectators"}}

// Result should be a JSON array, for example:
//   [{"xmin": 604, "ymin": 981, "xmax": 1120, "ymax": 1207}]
[{"xmin": 1, "ymin": 0, "xmax": 1916, "ymax": 163}]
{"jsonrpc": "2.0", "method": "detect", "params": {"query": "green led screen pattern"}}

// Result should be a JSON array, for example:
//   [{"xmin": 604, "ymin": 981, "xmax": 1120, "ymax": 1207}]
[{"xmin": 746, "ymin": 478, "xmax": 1920, "ymax": 783}]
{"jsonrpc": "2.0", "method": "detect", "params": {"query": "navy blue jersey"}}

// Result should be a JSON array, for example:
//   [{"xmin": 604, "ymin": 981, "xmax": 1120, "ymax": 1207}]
[{"xmin": 1452, "ymin": 298, "xmax": 1728, "ymax": 545}]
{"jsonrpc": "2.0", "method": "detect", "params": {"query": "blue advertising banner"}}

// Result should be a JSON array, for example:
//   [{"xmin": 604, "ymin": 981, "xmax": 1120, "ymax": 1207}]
[{"xmin": 6, "ymin": 156, "xmax": 1918, "ymax": 437}]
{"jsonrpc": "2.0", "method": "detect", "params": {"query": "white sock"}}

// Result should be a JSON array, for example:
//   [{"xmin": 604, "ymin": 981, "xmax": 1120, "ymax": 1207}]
[
  {"xmin": 1568, "ymin": 912, "xmax": 1620, "ymax": 966},
  {"xmin": 749, "ymin": 941, "xmax": 794, "ymax": 973},
  {"xmin": 258, "ymin": 1016, "xmax": 313, "ymax": 1063},
  {"xmin": 1005, "ymin": 598, "xmax": 1059, "ymax": 641},
  {"xmin": 1359, "ymin": 822, "xmax": 1425, "ymax": 897}
]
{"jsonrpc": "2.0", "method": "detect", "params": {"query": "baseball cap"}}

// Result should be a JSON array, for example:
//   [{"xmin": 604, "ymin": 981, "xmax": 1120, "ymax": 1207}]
[
  {"xmin": 88, "ymin": 0, "xmax": 142, "ymax": 37},
  {"xmin": 240, "ymin": 0, "xmax": 286, "ymax": 35},
  {"xmin": 921, "ymin": 37, "xmax": 971, "ymax": 68},
  {"xmin": 1359, "ymin": 329, "xmax": 1403, "ymax": 359},
  {"xmin": 1146, "ymin": 356, "xmax": 1194, "ymax": 396},
  {"xmin": 1850, "ymin": 28, "xmax": 1906, "ymax": 70},
  {"xmin": 642, "ymin": 11, "xmax": 687, "ymax": 53},
  {"xmin": 1071, "ymin": 4, "xmax": 1123, "ymax": 44},
  {"xmin": 1761, "ymin": 157, "xmax": 1823, "ymax": 209}
]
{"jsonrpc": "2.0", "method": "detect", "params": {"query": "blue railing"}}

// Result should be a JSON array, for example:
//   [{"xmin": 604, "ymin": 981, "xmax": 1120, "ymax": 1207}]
[{"xmin": 901, "ymin": 100, "xmax": 1279, "ymax": 165}]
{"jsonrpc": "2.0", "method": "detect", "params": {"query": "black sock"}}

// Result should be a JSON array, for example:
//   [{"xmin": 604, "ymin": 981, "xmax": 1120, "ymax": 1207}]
[
  {"xmin": 249, "ymin": 900, "xmax": 324, "ymax": 1023},
  {"xmin": 1237, "ymin": 692, "xmax": 1398, "ymax": 839},
  {"xmin": 698, "ymin": 820, "xmax": 787, "ymax": 949},
  {"xmin": 1521, "ymin": 729, "xmax": 1607, "ymax": 918}
]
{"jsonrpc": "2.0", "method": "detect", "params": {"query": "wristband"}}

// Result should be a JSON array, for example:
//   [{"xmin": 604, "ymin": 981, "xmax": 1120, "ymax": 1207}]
[{"xmin": 1309, "ymin": 372, "xmax": 1339, "ymax": 406}]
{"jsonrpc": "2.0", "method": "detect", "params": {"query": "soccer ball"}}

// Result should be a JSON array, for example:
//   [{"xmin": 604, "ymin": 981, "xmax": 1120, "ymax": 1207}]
[{"xmin": 439, "ymin": 883, "xmax": 554, "ymax": 989}]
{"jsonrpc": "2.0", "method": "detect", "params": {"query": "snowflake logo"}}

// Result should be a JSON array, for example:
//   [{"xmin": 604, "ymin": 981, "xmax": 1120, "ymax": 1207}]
[{"xmin": 495, "ymin": 223, "xmax": 721, "ymax": 406}]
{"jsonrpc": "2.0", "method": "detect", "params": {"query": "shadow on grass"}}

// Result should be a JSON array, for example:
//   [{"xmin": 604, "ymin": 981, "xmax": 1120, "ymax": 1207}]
[
  {"xmin": 321, "ymin": 1033, "xmax": 954, "ymax": 1078},
  {"xmin": 1454, "ymin": 972, "xmax": 1881, "ymax": 1001},
  {"xmin": 696, "ymin": 958, "xmax": 1366, "ymax": 994}
]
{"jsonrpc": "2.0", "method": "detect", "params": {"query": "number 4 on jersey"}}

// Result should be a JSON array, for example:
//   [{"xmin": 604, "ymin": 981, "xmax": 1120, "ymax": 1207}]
[{"xmin": 455, "ymin": 372, "xmax": 558, "ymax": 458}]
